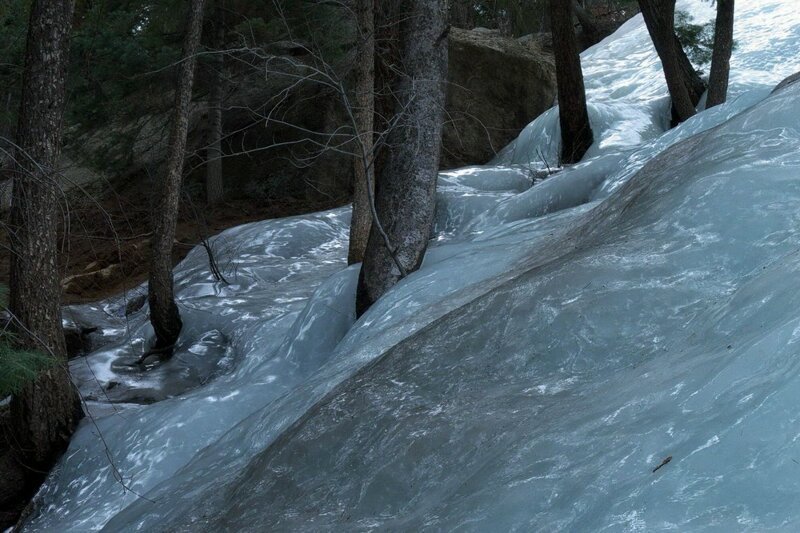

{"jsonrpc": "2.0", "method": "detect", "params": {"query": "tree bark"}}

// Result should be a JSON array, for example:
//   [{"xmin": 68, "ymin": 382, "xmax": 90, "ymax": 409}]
[
  {"xmin": 148, "ymin": 0, "xmax": 206, "ymax": 354},
  {"xmin": 551, "ymin": 0, "xmax": 594, "ymax": 164},
  {"xmin": 355, "ymin": 0, "xmax": 449, "ymax": 316},
  {"xmin": 706, "ymin": 0, "xmax": 734, "ymax": 108},
  {"xmin": 638, "ymin": 0, "xmax": 700, "ymax": 125},
  {"xmin": 2, "ymin": 0, "xmax": 82, "ymax": 525},
  {"xmin": 674, "ymin": 33, "xmax": 706, "ymax": 107},
  {"xmin": 347, "ymin": 0, "xmax": 375, "ymax": 265},
  {"xmin": 206, "ymin": 0, "xmax": 224, "ymax": 204}
]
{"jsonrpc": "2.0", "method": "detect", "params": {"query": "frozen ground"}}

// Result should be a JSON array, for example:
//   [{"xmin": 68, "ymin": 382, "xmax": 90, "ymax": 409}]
[{"xmin": 22, "ymin": 0, "xmax": 800, "ymax": 530}]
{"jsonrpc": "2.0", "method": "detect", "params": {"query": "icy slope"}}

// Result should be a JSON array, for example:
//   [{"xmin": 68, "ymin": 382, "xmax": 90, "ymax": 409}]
[
  {"xmin": 110, "ymin": 78, "xmax": 800, "ymax": 533},
  {"xmin": 497, "ymin": 0, "xmax": 799, "ymax": 168},
  {"xmin": 166, "ymin": 84, "xmax": 800, "ymax": 530},
  {"xmin": 23, "ymin": 0, "xmax": 800, "ymax": 531}
]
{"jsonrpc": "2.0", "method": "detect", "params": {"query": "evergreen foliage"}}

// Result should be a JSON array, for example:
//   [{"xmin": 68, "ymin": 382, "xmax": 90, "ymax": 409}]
[
  {"xmin": 0, "ymin": 0, "xmax": 354, "ymax": 141},
  {"xmin": 0, "ymin": 0, "xmax": 29, "ymax": 132},
  {"xmin": 675, "ymin": 9, "xmax": 716, "ymax": 66},
  {"xmin": 450, "ymin": 0, "xmax": 639, "ymax": 37},
  {"xmin": 67, "ymin": 0, "xmax": 185, "ymax": 125},
  {"xmin": 675, "ymin": 8, "xmax": 737, "ymax": 72},
  {"xmin": 0, "ymin": 286, "xmax": 57, "ymax": 398}
]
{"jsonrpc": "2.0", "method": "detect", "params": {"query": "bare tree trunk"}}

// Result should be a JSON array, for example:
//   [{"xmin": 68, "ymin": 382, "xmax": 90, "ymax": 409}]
[
  {"xmin": 638, "ymin": 0, "xmax": 699, "ymax": 125},
  {"xmin": 706, "ymin": 0, "xmax": 734, "ymax": 108},
  {"xmin": 551, "ymin": 0, "xmax": 594, "ymax": 164},
  {"xmin": 206, "ymin": 0, "xmax": 224, "ymax": 204},
  {"xmin": 1, "ymin": 0, "xmax": 82, "ymax": 525},
  {"xmin": 148, "ymin": 0, "xmax": 206, "ymax": 355},
  {"xmin": 347, "ymin": 0, "xmax": 375, "ymax": 265},
  {"xmin": 355, "ymin": 0, "xmax": 449, "ymax": 316}
]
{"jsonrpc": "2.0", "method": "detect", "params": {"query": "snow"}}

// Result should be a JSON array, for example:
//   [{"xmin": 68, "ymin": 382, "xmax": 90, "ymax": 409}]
[{"xmin": 22, "ymin": 0, "xmax": 800, "ymax": 530}]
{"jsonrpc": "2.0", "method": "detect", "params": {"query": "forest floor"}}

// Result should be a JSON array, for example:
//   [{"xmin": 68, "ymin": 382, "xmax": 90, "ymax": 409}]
[{"xmin": 0, "ymin": 176, "xmax": 349, "ymax": 305}]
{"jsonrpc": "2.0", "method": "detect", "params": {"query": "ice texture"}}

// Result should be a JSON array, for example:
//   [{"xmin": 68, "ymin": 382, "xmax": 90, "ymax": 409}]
[{"xmin": 22, "ymin": 0, "xmax": 800, "ymax": 531}]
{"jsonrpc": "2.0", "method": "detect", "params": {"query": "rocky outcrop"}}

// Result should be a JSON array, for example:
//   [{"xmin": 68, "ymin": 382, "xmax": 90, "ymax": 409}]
[
  {"xmin": 773, "ymin": 71, "xmax": 800, "ymax": 94},
  {"xmin": 442, "ymin": 27, "xmax": 557, "ymax": 169},
  {"xmin": 57, "ymin": 30, "xmax": 557, "ymax": 206},
  {"xmin": 64, "ymin": 60, "xmax": 351, "ymax": 205}
]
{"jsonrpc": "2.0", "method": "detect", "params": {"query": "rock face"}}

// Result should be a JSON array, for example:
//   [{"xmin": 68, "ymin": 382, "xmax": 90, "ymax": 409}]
[
  {"xmin": 772, "ymin": 71, "xmax": 800, "ymax": 93},
  {"xmin": 55, "ymin": 29, "xmax": 556, "ymax": 207},
  {"xmin": 442, "ymin": 27, "xmax": 557, "ymax": 169}
]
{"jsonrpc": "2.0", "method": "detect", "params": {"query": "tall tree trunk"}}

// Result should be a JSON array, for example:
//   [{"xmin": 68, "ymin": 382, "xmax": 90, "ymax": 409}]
[
  {"xmin": 638, "ymin": 0, "xmax": 699, "ymax": 125},
  {"xmin": 551, "ymin": 0, "xmax": 594, "ymax": 164},
  {"xmin": 355, "ymin": 0, "xmax": 449, "ymax": 316},
  {"xmin": 1, "ymin": 0, "xmax": 82, "ymax": 525},
  {"xmin": 348, "ymin": 0, "xmax": 375, "ymax": 265},
  {"xmin": 706, "ymin": 0, "xmax": 734, "ymax": 108},
  {"xmin": 148, "ymin": 0, "xmax": 206, "ymax": 355},
  {"xmin": 206, "ymin": 0, "xmax": 224, "ymax": 204}
]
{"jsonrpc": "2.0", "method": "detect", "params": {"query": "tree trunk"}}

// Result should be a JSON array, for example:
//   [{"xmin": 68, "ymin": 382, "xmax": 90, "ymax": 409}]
[
  {"xmin": 638, "ymin": 0, "xmax": 699, "ymax": 125},
  {"xmin": 1, "ymin": 0, "xmax": 82, "ymax": 526},
  {"xmin": 706, "ymin": 0, "xmax": 734, "ymax": 108},
  {"xmin": 551, "ymin": 0, "xmax": 594, "ymax": 164},
  {"xmin": 355, "ymin": 0, "xmax": 449, "ymax": 316},
  {"xmin": 148, "ymin": 0, "xmax": 206, "ymax": 354},
  {"xmin": 206, "ymin": 0, "xmax": 224, "ymax": 204},
  {"xmin": 674, "ymin": 33, "xmax": 706, "ymax": 107},
  {"xmin": 347, "ymin": 0, "xmax": 375, "ymax": 265}
]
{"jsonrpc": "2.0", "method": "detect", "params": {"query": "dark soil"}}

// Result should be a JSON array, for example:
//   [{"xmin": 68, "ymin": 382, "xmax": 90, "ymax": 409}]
[{"xmin": 0, "ymin": 175, "xmax": 349, "ymax": 305}]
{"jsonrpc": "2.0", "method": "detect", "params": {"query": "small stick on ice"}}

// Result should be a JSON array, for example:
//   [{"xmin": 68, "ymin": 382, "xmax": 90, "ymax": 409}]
[{"xmin": 652, "ymin": 455, "xmax": 672, "ymax": 473}]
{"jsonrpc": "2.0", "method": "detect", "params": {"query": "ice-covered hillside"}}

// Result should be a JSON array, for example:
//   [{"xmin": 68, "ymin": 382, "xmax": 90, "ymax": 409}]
[{"xmin": 23, "ymin": 1, "xmax": 800, "ymax": 530}]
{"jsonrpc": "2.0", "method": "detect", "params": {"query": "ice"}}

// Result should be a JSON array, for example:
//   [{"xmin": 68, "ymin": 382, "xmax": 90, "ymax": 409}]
[{"xmin": 21, "ymin": 1, "xmax": 800, "ymax": 531}]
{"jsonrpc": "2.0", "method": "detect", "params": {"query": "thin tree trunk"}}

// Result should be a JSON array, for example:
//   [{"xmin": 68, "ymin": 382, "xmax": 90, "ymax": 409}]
[
  {"xmin": 1, "ymin": 0, "xmax": 82, "ymax": 524},
  {"xmin": 355, "ymin": 0, "xmax": 449, "ymax": 316},
  {"xmin": 551, "ymin": 0, "xmax": 594, "ymax": 164},
  {"xmin": 148, "ymin": 0, "xmax": 206, "ymax": 355},
  {"xmin": 706, "ymin": 0, "xmax": 734, "ymax": 108},
  {"xmin": 638, "ymin": 0, "xmax": 698, "ymax": 125},
  {"xmin": 348, "ymin": 0, "xmax": 375, "ymax": 265},
  {"xmin": 206, "ymin": 0, "xmax": 224, "ymax": 204}
]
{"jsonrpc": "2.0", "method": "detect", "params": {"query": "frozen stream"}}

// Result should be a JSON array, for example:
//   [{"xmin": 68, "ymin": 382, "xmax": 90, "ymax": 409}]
[{"xmin": 22, "ymin": 0, "xmax": 800, "ymax": 530}]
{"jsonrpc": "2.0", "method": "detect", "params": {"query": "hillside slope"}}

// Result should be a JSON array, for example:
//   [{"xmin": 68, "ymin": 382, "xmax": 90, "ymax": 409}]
[{"xmin": 22, "ymin": 0, "xmax": 800, "ymax": 530}]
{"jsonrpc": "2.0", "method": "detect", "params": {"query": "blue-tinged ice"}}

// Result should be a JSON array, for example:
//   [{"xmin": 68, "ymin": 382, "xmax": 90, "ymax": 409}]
[{"xmin": 21, "ymin": 0, "xmax": 800, "ymax": 531}]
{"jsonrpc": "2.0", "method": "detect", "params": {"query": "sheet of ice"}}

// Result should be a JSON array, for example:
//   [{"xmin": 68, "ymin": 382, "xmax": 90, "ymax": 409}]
[
  {"xmin": 142, "ymin": 79, "xmax": 800, "ymax": 533},
  {"xmin": 21, "ymin": 1, "xmax": 800, "ymax": 531},
  {"xmin": 496, "ymin": 0, "xmax": 800, "ymax": 171}
]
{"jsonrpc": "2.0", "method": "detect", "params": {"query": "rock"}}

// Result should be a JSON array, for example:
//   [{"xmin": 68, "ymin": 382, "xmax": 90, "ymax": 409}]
[
  {"xmin": 772, "ymin": 71, "xmax": 800, "ymax": 94},
  {"xmin": 442, "ymin": 27, "xmax": 557, "ymax": 169},
  {"xmin": 0, "ymin": 314, "xmax": 92, "ymax": 359},
  {"xmin": 68, "ymin": 53, "xmax": 351, "ymax": 205},
  {"xmin": 124, "ymin": 294, "xmax": 147, "ymax": 316},
  {"xmin": 142, "ymin": 354, "xmax": 161, "ymax": 367},
  {"xmin": 64, "ymin": 325, "xmax": 97, "ymax": 359},
  {"xmin": 62, "ymin": 32, "xmax": 557, "ymax": 204}
]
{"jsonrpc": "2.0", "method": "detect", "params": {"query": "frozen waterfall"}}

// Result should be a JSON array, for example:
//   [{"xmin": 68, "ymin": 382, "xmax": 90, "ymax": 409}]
[{"xmin": 22, "ymin": 0, "xmax": 800, "ymax": 530}]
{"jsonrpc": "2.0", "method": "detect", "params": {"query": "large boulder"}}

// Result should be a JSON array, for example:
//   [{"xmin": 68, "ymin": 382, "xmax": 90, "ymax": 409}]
[
  {"xmin": 773, "ymin": 71, "xmax": 800, "ymax": 94},
  {"xmin": 442, "ymin": 27, "xmax": 557, "ymax": 169},
  {"xmin": 57, "ymin": 30, "xmax": 557, "ymax": 207},
  {"xmin": 62, "ymin": 59, "xmax": 351, "ymax": 205}
]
